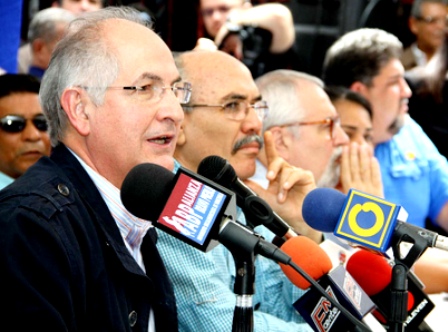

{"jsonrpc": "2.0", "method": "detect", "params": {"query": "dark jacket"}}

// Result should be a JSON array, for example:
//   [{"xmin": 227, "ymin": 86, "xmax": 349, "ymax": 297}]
[{"xmin": 0, "ymin": 144, "xmax": 177, "ymax": 331}]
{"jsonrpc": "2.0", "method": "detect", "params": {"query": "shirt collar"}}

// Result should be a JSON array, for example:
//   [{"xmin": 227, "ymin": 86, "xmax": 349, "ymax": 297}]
[{"xmin": 68, "ymin": 149, "xmax": 152, "ymax": 251}]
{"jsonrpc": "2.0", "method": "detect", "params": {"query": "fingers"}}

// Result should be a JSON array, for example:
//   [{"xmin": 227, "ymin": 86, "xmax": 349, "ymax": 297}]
[{"xmin": 358, "ymin": 143, "xmax": 372, "ymax": 183}]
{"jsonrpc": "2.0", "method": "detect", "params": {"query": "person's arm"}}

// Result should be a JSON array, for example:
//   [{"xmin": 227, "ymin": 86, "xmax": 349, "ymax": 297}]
[
  {"xmin": 414, "ymin": 248, "xmax": 448, "ymax": 294},
  {"xmin": 215, "ymin": 3, "xmax": 295, "ymax": 54},
  {"xmin": 244, "ymin": 131, "xmax": 322, "ymax": 243}
]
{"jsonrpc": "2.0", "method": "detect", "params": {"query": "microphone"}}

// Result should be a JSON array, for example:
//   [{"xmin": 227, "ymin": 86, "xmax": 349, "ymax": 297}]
[
  {"xmin": 346, "ymin": 249, "xmax": 435, "ymax": 331},
  {"xmin": 279, "ymin": 237, "xmax": 375, "ymax": 332},
  {"xmin": 197, "ymin": 155, "xmax": 297, "ymax": 240},
  {"xmin": 302, "ymin": 188, "xmax": 448, "ymax": 266},
  {"xmin": 120, "ymin": 162, "xmax": 290, "ymax": 264}
]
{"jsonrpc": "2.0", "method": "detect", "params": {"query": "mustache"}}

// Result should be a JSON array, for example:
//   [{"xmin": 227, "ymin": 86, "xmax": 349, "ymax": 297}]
[{"xmin": 232, "ymin": 135, "xmax": 264, "ymax": 155}]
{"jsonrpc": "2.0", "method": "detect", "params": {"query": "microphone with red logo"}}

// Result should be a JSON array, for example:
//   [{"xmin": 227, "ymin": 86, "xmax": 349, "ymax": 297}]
[
  {"xmin": 279, "ymin": 236, "xmax": 375, "ymax": 332},
  {"xmin": 346, "ymin": 249, "xmax": 435, "ymax": 331},
  {"xmin": 120, "ymin": 162, "xmax": 290, "ymax": 262},
  {"xmin": 121, "ymin": 162, "xmax": 293, "ymax": 332}
]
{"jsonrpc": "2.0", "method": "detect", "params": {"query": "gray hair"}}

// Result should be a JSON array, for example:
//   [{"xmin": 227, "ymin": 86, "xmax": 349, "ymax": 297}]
[
  {"xmin": 322, "ymin": 28, "xmax": 403, "ymax": 88},
  {"xmin": 411, "ymin": 0, "xmax": 448, "ymax": 17},
  {"xmin": 39, "ymin": 6, "xmax": 152, "ymax": 147},
  {"xmin": 28, "ymin": 7, "xmax": 75, "ymax": 43},
  {"xmin": 255, "ymin": 69, "xmax": 323, "ymax": 134}
]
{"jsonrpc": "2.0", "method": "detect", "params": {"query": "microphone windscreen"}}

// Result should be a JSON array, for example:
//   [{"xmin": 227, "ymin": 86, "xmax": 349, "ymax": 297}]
[
  {"xmin": 302, "ymin": 188, "xmax": 346, "ymax": 232},
  {"xmin": 279, "ymin": 236, "xmax": 333, "ymax": 289},
  {"xmin": 120, "ymin": 163, "xmax": 175, "ymax": 221},
  {"xmin": 346, "ymin": 250, "xmax": 391, "ymax": 295},
  {"xmin": 197, "ymin": 155, "xmax": 236, "ymax": 184}
]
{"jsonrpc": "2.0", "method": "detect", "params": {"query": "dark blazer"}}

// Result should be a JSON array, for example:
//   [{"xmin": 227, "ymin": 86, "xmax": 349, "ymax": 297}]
[{"xmin": 0, "ymin": 144, "xmax": 177, "ymax": 332}]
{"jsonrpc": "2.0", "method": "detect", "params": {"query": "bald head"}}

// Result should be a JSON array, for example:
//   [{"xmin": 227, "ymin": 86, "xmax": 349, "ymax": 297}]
[
  {"xmin": 174, "ymin": 50, "xmax": 263, "ymax": 179},
  {"xmin": 175, "ymin": 50, "xmax": 257, "ymax": 104}
]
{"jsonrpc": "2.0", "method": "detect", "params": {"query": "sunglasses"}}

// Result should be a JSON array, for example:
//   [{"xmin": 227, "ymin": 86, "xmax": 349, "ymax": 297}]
[{"xmin": 0, "ymin": 114, "xmax": 48, "ymax": 133}]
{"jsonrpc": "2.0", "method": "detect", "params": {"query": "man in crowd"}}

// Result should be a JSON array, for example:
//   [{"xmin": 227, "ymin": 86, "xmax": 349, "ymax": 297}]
[
  {"xmin": 0, "ymin": 74, "xmax": 51, "ymax": 189},
  {"xmin": 0, "ymin": 7, "xmax": 189, "ymax": 330},
  {"xmin": 18, "ymin": 0, "xmax": 104, "ymax": 73},
  {"xmin": 197, "ymin": 0, "xmax": 295, "ymax": 78},
  {"xmin": 401, "ymin": 0, "xmax": 447, "ymax": 70},
  {"xmin": 322, "ymin": 28, "xmax": 448, "ymax": 234},
  {"xmin": 251, "ymin": 70, "xmax": 349, "ymax": 191},
  {"xmin": 25, "ymin": 7, "xmax": 75, "ymax": 80},
  {"xmin": 157, "ymin": 49, "xmax": 318, "ymax": 331}
]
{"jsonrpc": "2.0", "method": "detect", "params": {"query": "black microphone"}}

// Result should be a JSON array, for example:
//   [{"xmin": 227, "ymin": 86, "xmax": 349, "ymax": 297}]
[
  {"xmin": 302, "ymin": 188, "xmax": 448, "ymax": 267},
  {"xmin": 120, "ymin": 162, "xmax": 290, "ymax": 264},
  {"xmin": 197, "ymin": 155, "xmax": 297, "ymax": 240}
]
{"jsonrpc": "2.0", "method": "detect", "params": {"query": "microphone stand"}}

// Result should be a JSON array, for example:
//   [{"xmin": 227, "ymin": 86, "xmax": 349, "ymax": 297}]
[
  {"xmin": 231, "ymin": 251, "xmax": 255, "ymax": 332},
  {"xmin": 218, "ymin": 220, "xmax": 260, "ymax": 332},
  {"xmin": 390, "ymin": 231, "xmax": 429, "ymax": 332}
]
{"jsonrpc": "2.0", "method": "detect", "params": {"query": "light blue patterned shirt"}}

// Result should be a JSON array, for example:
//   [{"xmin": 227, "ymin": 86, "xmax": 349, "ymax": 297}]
[{"xmin": 156, "ymin": 160, "xmax": 312, "ymax": 332}]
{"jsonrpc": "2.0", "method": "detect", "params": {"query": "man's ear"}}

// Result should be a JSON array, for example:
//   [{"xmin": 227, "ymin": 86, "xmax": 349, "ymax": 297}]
[
  {"xmin": 60, "ymin": 87, "xmax": 91, "ymax": 137},
  {"xmin": 268, "ymin": 126, "xmax": 290, "ymax": 158},
  {"xmin": 176, "ymin": 124, "xmax": 186, "ymax": 147},
  {"xmin": 350, "ymin": 81, "xmax": 367, "ymax": 94},
  {"xmin": 408, "ymin": 17, "xmax": 419, "ymax": 35}
]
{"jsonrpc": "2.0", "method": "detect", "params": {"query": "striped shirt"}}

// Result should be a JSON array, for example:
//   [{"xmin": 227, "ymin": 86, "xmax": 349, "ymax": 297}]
[{"xmin": 69, "ymin": 149, "xmax": 156, "ymax": 331}]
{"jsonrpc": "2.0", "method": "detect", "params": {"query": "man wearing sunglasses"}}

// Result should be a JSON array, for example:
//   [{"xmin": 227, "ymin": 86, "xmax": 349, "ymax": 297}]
[
  {"xmin": 0, "ymin": 7, "xmax": 188, "ymax": 331},
  {"xmin": 0, "ymin": 74, "xmax": 51, "ymax": 189}
]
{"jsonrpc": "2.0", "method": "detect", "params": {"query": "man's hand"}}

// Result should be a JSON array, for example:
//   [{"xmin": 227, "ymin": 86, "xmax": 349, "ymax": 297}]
[
  {"xmin": 338, "ymin": 142, "xmax": 383, "ymax": 197},
  {"xmin": 244, "ymin": 131, "xmax": 322, "ymax": 242}
]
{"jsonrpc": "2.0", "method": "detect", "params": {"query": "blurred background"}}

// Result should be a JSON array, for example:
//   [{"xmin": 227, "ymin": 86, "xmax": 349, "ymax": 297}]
[{"xmin": 8, "ymin": 0, "xmax": 417, "ymax": 77}]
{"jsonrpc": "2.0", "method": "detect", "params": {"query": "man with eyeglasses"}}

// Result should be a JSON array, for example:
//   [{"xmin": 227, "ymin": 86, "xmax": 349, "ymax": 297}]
[
  {"xmin": 0, "ymin": 7, "xmax": 190, "ymax": 331},
  {"xmin": 156, "ymin": 49, "xmax": 319, "ymax": 332},
  {"xmin": 251, "ymin": 70, "xmax": 350, "ymax": 192},
  {"xmin": 197, "ymin": 0, "xmax": 295, "ymax": 78},
  {"xmin": 401, "ymin": 0, "xmax": 448, "ymax": 71},
  {"xmin": 0, "ymin": 74, "xmax": 51, "ymax": 189}
]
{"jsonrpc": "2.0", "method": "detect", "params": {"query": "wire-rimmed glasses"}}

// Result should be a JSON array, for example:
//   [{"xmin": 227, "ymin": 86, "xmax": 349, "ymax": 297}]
[
  {"xmin": 82, "ymin": 81, "xmax": 192, "ymax": 105},
  {"xmin": 281, "ymin": 117, "xmax": 340, "ymax": 139},
  {"xmin": 183, "ymin": 100, "xmax": 269, "ymax": 121}
]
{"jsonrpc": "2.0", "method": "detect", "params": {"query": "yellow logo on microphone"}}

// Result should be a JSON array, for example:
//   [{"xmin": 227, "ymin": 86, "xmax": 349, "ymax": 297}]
[{"xmin": 335, "ymin": 189, "xmax": 399, "ymax": 252}]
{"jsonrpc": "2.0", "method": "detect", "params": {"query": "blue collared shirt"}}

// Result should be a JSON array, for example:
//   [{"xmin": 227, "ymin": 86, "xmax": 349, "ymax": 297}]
[
  {"xmin": 156, "ymin": 160, "xmax": 311, "ymax": 332},
  {"xmin": 375, "ymin": 116, "xmax": 448, "ymax": 228}
]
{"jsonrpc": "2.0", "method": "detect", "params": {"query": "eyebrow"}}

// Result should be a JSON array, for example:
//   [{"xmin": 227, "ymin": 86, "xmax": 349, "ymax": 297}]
[
  {"xmin": 220, "ymin": 93, "xmax": 262, "ymax": 103},
  {"xmin": 135, "ymin": 73, "xmax": 182, "ymax": 85},
  {"xmin": 342, "ymin": 124, "xmax": 373, "ymax": 131}
]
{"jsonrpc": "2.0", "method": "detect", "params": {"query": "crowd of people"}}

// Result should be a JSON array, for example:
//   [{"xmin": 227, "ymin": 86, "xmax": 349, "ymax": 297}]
[{"xmin": 2, "ymin": 0, "xmax": 448, "ymax": 331}]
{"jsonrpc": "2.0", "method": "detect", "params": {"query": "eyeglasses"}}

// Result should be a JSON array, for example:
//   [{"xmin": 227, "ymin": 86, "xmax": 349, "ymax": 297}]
[
  {"xmin": 0, "ymin": 114, "xmax": 48, "ymax": 133},
  {"xmin": 83, "ymin": 81, "xmax": 192, "ymax": 105},
  {"xmin": 281, "ymin": 117, "xmax": 340, "ymax": 139},
  {"xmin": 183, "ymin": 100, "xmax": 269, "ymax": 121},
  {"xmin": 415, "ymin": 15, "xmax": 448, "ymax": 25},
  {"xmin": 201, "ymin": 5, "xmax": 232, "ymax": 17}
]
